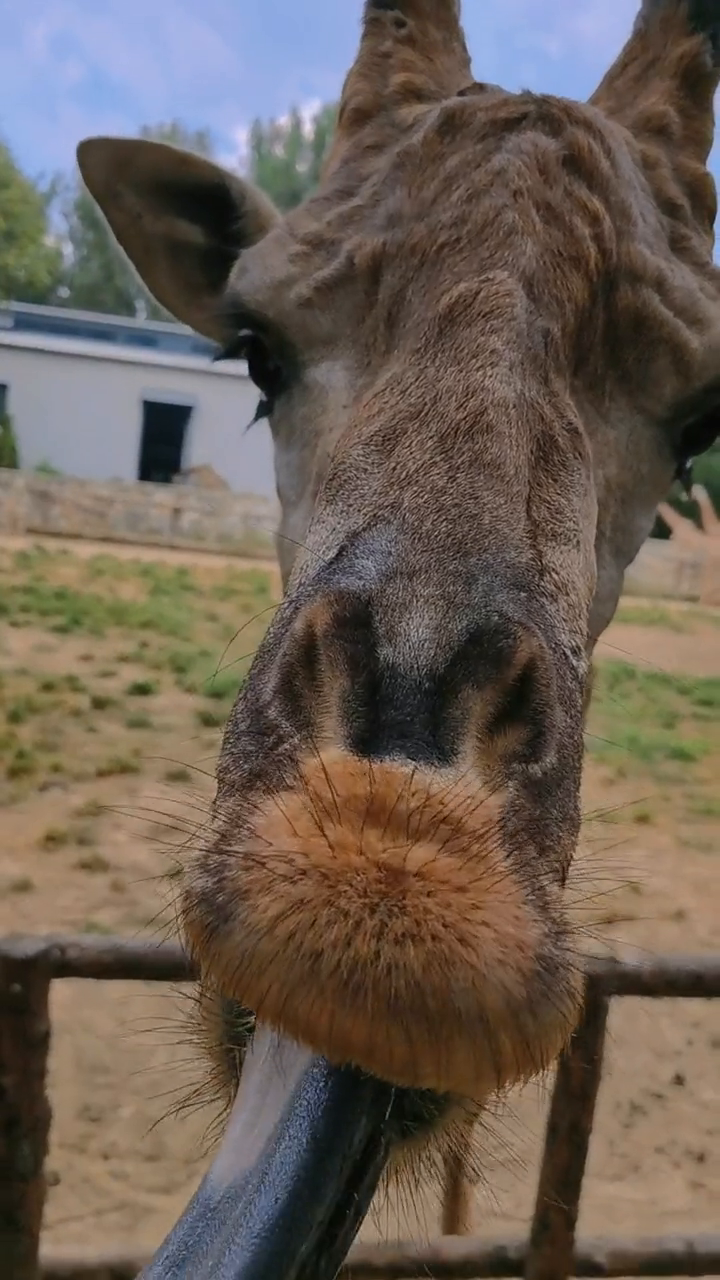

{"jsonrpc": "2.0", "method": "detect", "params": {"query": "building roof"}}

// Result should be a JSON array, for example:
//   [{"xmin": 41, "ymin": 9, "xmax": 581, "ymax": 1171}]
[
  {"xmin": 0, "ymin": 299, "xmax": 218, "ymax": 357},
  {"xmin": 0, "ymin": 300, "xmax": 248, "ymax": 377}
]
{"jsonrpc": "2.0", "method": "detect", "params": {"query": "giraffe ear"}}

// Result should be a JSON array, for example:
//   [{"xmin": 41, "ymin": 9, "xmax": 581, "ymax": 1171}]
[
  {"xmin": 77, "ymin": 137, "xmax": 280, "ymax": 341},
  {"xmin": 633, "ymin": 0, "xmax": 720, "ymax": 64},
  {"xmin": 590, "ymin": 0, "xmax": 720, "ymax": 166}
]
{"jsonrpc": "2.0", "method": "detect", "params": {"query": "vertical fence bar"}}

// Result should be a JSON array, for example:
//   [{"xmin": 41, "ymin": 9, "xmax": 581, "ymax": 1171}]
[
  {"xmin": 441, "ymin": 1120, "xmax": 474, "ymax": 1236},
  {"xmin": 0, "ymin": 951, "xmax": 53, "ymax": 1280},
  {"xmin": 524, "ymin": 983, "xmax": 609, "ymax": 1280}
]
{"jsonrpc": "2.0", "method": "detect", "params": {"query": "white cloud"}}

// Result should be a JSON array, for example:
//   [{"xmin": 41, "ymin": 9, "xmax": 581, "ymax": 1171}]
[
  {"xmin": 0, "ymin": 0, "xmax": 248, "ymax": 173},
  {"xmin": 218, "ymin": 123, "xmax": 252, "ymax": 174}
]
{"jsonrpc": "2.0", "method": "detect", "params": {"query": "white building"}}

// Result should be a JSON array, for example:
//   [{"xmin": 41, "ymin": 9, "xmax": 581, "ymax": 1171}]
[{"xmin": 0, "ymin": 301, "xmax": 276, "ymax": 497}]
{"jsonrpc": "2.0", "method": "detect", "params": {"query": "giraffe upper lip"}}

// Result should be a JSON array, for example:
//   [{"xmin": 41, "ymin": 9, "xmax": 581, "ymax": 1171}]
[{"xmin": 136, "ymin": 1027, "xmax": 396, "ymax": 1280}]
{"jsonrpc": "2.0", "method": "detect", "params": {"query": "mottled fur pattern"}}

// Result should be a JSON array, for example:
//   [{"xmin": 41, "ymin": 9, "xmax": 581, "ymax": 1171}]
[{"xmin": 77, "ymin": 0, "xmax": 720, "ymax": 1182}]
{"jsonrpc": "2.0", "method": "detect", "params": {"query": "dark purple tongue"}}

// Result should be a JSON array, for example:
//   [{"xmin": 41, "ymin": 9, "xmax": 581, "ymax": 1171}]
[{"xmin": 138, "ymin": 1027, "xmax": 396, "ymax": 1280}]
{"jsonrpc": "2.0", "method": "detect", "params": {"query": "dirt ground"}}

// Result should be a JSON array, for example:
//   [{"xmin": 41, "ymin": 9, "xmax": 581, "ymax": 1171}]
[{"xmin": 0, "ymin": 534, "xmax": 717, "ymax": 1261}]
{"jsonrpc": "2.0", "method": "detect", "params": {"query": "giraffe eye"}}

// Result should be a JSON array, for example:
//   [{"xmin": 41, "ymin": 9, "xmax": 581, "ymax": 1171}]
[
  {"xmin": 214, "ymin": 329, "xmax": 287, "ymax": 419},
  {"xmin": 665, "ymin": 380, "xmax": 720, "ymax": 487}
]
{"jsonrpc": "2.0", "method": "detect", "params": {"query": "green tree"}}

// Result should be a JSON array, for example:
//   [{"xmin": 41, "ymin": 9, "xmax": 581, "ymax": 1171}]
[
  {"xmin": 249, "ymin": 103, "xmax": 337, "ymax": 211},
  {"xmin": 139, "ymin": 120, "xmax": 215, "ymax": 156},
  {"xmin": 0, "ymin": 411, "xmax": 20, "ymax": 468},
  {"xmin": 61, "ymin": 121, "xmax": 216, "ymax": 319},
  {"xmin": 0, "ymin": 139, "xmax": 63, "ymax": 303}
]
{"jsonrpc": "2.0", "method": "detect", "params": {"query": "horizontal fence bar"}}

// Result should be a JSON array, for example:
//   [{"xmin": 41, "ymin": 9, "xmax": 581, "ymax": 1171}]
[
  {"xmin": 589, "ymin": 954, "xmax": 720, "ymax": 999},
  {"xmin": 0, "ymin": 936, "xmax": 192, "ymax": 983},
  {"xmin": 1, "ymin": 937, "xmax": 719, "ymax": 996},
  {"xmin": 39, "ymin": 1234, "xmax": 720, "ymax": 1279}
]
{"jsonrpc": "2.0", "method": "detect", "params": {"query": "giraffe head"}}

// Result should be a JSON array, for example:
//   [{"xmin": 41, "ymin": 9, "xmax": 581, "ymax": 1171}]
[{"xmin": 79, "ymin": 2, "xmax": 720, "ymax": 1274}]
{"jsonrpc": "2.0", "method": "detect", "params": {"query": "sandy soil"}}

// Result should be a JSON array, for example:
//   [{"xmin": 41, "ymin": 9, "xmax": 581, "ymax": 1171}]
[{"xmin": 0, "ymin": 535, "xmax": 717, "ymax": 1262}]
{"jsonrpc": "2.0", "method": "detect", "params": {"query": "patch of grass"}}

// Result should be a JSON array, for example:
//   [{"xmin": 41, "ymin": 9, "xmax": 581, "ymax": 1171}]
[
  {"xmin": 39, "ymin": 826, "xmax": 71, "ymax": 850},
  {"xmin": 164, "ymin": 766, "xmax": 193, "ymax": 784},
  {"xmin": 684, "ymin": 794, "xmax": 720, "ymax": 819},
  {"xmin": 201, "ymin": 669, "xmax": 244, "ymax": 701},
  {"xmin": 64, "ymin": 674, "xmax": 87, "ymax": 693},
  {"xmin": 614, "ymin": 604, "xmax": 687, "ymax": 631},
  {"xmin": 81, "ymin": 919, "xmax": 114, "ymax": 935},
  {"xmin": 74, "ymin": 798, "xmax": 105, "ymax": 819},
  {"xmin": 588, "ymin": 726, "xmax": 711, "ymax": 766},
  {"xmin": 195, "ymin": 708, "xmax": 226, "ymax": 729},
  {"xmin": 588, "ymin": 661, "xmax": 719, "ymax": 774},
  {"xmin": 6, "ymin": 696, "xmax": 42, "ymax": 724},
  {"xmin": 210, "ymin": 568, "xmax": 273, "ymax": 603},
  {"xmin": 75, "ymin": 852, "xmax": 110, "ymax": 873},
  {"xmin": 73, "ymin": 825, "xmax": 96, "ymax": 847},
  {"xmin": 90, "ymin": 693, "xmax": 117, "ymax": 711},
  {"xmin": 8, "ymin": 877, "xmax": 35, "ymax": 894},
  {"xmin": 2, "ymin": 577, "xmax": 195, "ymax": 639},
  {"xmin": 95, "ymin": 755, "xmax": 141, "ymax": 778},
  {"xmin": 125, "ymin": 712, "xmax": 153, "ymax": 730},
  {"xmin": 6, "ymin": 747, "xmax": 37, "ymax": 779},
  {"xmin": 126, "ymin": 679, "xmax": 158, "ymax": 697},
  {"xmin": 632, "ymin": 806, "xmax": 655, "ymax": 825},
  {"xmin": 614, "ymin": 603, "xmax": 720, "ymax": 631},
  {"xmin": 679, "ymin": 836, "xmax": 717, "ymax": 854},
  {"xmin": 150, "ymin": 645, "xmax": 214, "ymax": 681}
]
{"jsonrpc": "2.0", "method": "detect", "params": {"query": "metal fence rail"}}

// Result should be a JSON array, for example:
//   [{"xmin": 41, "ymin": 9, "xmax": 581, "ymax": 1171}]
[{"xmin": 1, "ymin": 936, "xmax": 718, "ymax": 1280}]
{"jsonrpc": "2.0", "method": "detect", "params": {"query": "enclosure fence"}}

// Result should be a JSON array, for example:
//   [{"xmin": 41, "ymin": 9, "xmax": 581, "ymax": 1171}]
[{"xmin": 1, "ymin": 936, "xmax": 719, "ymax": 1280}]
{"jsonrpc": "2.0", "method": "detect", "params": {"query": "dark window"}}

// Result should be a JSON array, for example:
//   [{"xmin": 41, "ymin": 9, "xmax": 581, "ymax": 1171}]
[
  {"xmin": 138, "ymin": 400, "xmax": 193, "ymax": 483},
  {"xmin": 0, "ymin": 384, "xmax": 7, "ymax": 417}
]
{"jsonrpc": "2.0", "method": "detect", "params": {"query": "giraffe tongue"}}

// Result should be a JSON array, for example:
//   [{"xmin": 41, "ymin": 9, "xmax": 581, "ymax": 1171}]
[{"xmin": 137, "ymin": 1025, "xmax": 396, "ymax": 1280}]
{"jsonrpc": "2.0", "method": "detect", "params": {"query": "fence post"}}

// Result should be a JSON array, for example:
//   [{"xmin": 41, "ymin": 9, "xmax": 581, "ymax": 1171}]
[
  {"xmin": 0, "ymin": 948, "xmax": 53, "ymax": 1280},
  {"xmin": 441, "ymin": 1121, "xmax": 474, "ymax": 1236},
  {"xmin": 524, "ymin": 983, "xmax": 609, "ymax": 1280}
]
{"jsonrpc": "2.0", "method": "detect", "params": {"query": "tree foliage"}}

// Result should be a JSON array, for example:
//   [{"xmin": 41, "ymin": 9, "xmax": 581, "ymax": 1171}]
[
  {"xmin": 0, "ymin": 139, "xmax": 63, "ymax": 304},
  {"xmin": 248, "ymin": 103, "xmax": 337, "ymax": 211},
  {"xmin": 0, "ymin": 411, "xmax": 20, "ymax": 469}
]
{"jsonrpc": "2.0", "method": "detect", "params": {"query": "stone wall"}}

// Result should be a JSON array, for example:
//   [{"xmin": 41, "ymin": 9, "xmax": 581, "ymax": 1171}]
[
  {"xmin": 623, "ymin": 535, "xmax": 715, "ymax": 602},
  {"xmin": 0, "ymin": 470, "xmax": 278, "ymax": 557}
]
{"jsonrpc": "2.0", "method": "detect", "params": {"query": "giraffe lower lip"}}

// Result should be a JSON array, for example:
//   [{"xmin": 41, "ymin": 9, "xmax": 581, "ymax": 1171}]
[{"xmin": 137, "ymin": 1026, "xmax": 396, "ymax": 1280}]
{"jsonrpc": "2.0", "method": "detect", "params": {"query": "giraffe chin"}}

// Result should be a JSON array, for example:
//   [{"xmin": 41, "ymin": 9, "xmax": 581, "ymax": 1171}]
[{"xmin": 182, "ymin": 749, "xmax": 583, "ymax": 1102}]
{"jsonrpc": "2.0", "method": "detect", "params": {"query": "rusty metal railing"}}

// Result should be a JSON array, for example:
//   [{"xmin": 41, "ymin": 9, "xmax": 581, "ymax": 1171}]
[{"xmin": 1, "ymin": 936, "xmax": 718, "ymax": 1280}]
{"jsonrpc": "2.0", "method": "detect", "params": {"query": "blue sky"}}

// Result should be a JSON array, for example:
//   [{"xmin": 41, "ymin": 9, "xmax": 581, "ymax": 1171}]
[{"xmin": 0, "ymin": 0, "xmax": 681, "ymax": 181}]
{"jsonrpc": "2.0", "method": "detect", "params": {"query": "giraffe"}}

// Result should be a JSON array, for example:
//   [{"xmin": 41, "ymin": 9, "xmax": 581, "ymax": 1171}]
[{"xmin": 76, "ymin": 1, "xmax": 720, "ymax": 1275}]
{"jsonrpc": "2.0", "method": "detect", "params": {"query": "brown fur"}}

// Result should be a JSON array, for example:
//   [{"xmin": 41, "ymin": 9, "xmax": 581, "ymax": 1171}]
[
  {"xmin": 182, "ymin": 749, "xmax": 581, "ymax": 1100},
  {"xmin": 78, "ymin": 0, "xmax": 720, "ymax": 1172}
]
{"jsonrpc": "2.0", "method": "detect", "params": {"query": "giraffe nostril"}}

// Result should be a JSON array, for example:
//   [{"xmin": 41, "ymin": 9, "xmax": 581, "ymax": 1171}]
[
  {"xmin": 483, "ymin": 636, "xmax": 558, "ymax": 768},
  {"xmin": 270, "ymin": 587, "xmax": 561, "ymax": 773}
]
